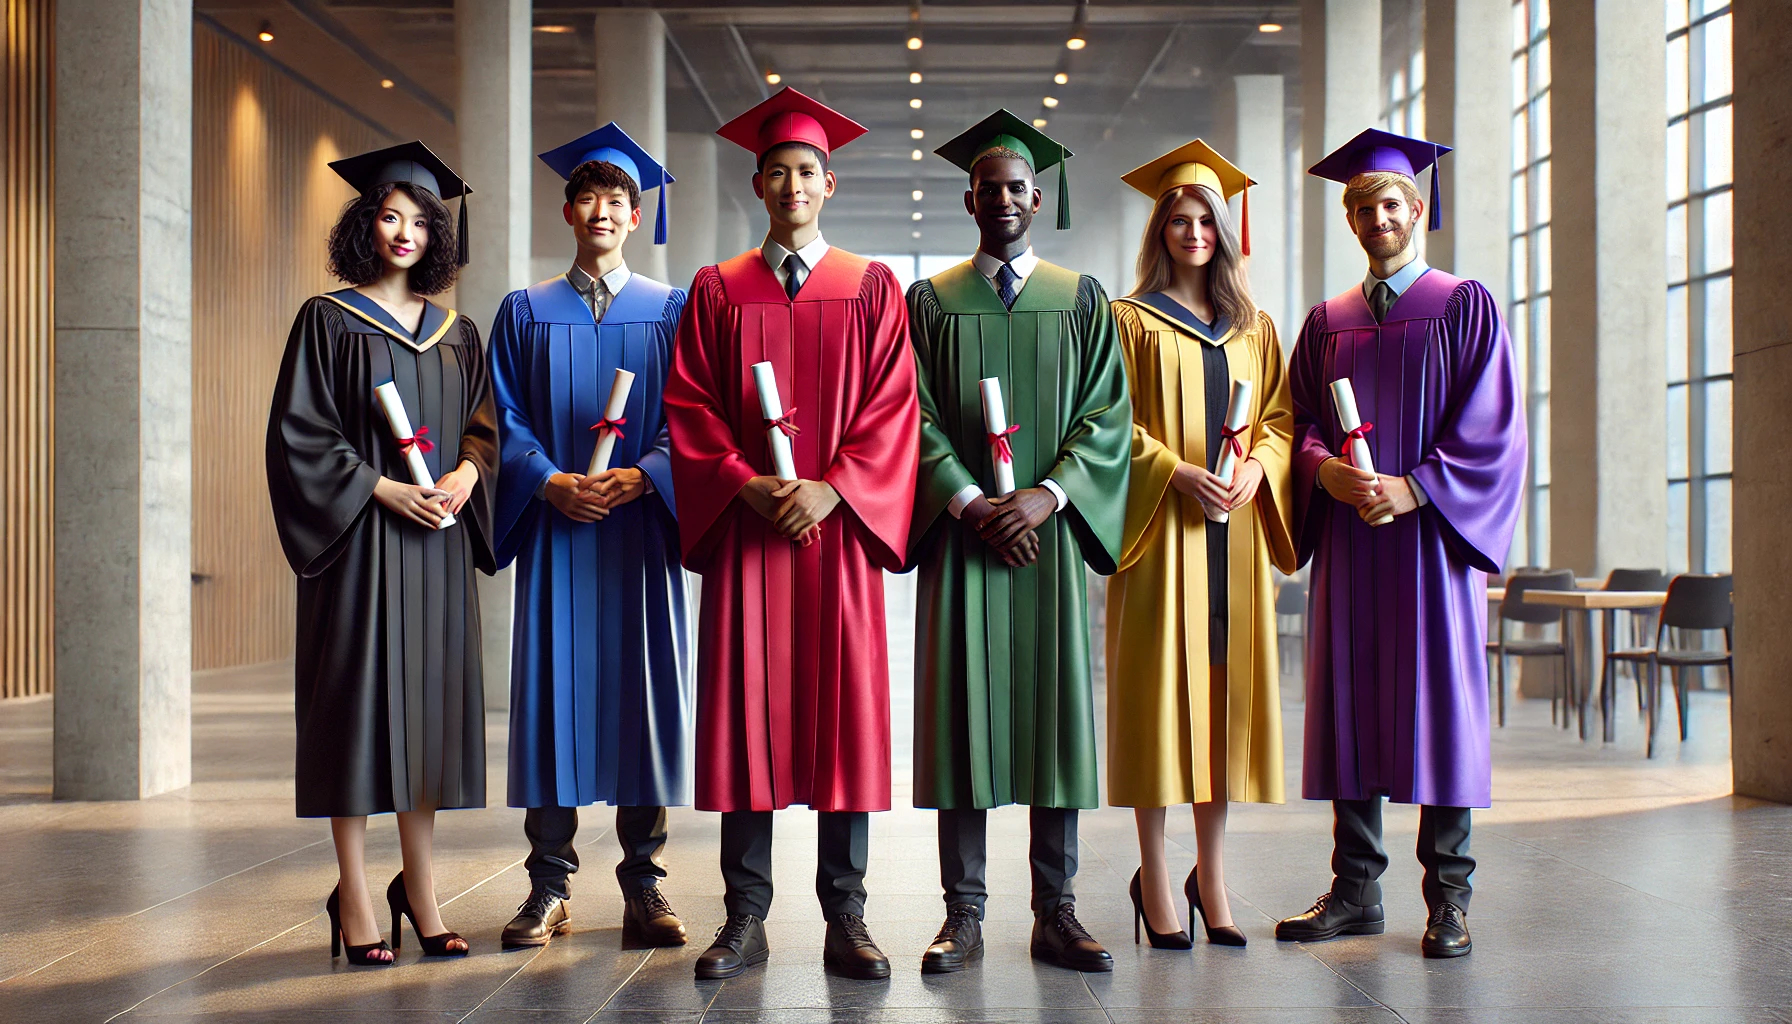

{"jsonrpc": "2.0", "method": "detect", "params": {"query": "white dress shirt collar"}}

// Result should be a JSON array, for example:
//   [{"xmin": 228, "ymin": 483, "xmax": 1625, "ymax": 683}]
[
  {"xmin": 1362, "ymin": 256, "xmax": 1430, "ymax": 302},
  {"xmin": 762, "ymin": 234, "xmax": 831, "ymax": 277},
  {"xmin": 973, "ymin": 246, "xmax": 1039, "ymax": 285}
]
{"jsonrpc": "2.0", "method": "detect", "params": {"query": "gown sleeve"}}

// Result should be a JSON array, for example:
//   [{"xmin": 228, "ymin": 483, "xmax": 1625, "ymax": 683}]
[
  {"xmin": 634, "ymin": 288, "xmax": 688, "ymax": 518},
  {"xmin": 266, "ymin": 298, "xmax": 382, "ymax": 578},
  {"xmin": 1406, "ymin": 280, "xmax": 1527, "ymax": 573},
  {"xmin": 1114, "ymin": 300, "xmax": 1184, "ymax": 574},
  {"xmin": 1043, "ymin": 275, "xmax": 1134, "ymax": 576},
  {"xmin": 820, "ymin": 260, "xmax": 920, "ymax": 572},
  {"xmin": 1288, "ymin": 301, "xmax": 1335, "ymax": 569},
  {"xmin": 489, "ymin": 290, "xmax": 557, "ymax": 568},
  {"xmin": 453, "ymin": 316, "xmax": 500, "ymax": 576},
  {"xmin": 1246, "ymin": 312, "xmax": 1299, "ymax": 575},
  {"xmin": 664, "ymin": 266, "xmax": 760, "ymax": 572},
  {"xmin": 906, "ymin": 279, "xmax": 979, "ymax": 553}
]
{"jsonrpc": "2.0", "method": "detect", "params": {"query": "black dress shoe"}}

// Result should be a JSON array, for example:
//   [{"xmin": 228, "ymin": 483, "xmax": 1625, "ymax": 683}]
[
  {"xmin": 622, "ymin": 883, "xmax": 687, "ymax": 948},
  {"xmin": 823, "ymin": 913, "xmax": 891, "ymax": 979},
  {"xmin": 922, "ymin": 902, "xmax": 984, "ymax": 974},
  {"xmin": 1421, "ymin": 902, "xmax": 1472, "ymax": 958},
  {"xmin": 1274, "ymin": 891, "xmax": 1386, "ymax": 942},
  {"xmin": 695, "ymin": 913, "xmax": 768, "ymax": 980},
  {"xmin": 502, "ymin": 888, "xmax": 571, "ymax": 949},
  {"xmin": 1030, "ymin": 903, "xmax": 1114, "ymax": 973}
]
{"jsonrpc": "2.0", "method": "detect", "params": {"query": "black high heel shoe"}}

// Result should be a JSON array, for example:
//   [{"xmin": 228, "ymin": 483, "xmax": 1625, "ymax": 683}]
[
  {"xmin": 1184, "ymin": 865, "xmax": 1247, "ymax": 947},
  {"xmin": 387, "ymin": 872, "xmax": 470, "ymax": 957},
  {"xmin": 1129, "ymin": 869, "xmax": 1193, "ymax": 949},
  {"xmin": 326, "ymin": 885, "xmax": 395, "ymax": 965}
]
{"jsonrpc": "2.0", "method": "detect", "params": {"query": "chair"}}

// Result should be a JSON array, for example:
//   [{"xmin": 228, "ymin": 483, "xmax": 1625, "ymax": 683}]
[
  {"xmin": 1606, "ymin": 573, "xmax": 1733, "ymax": 757},
  {"xmin": 1274, "ymin": 581, "xmax": 1307, "ymax": 679},
  {"xmin": 1484, "ymin": 569, "xmax": 1578, "ymax": 728},
  {"xmin": 1598, "ymin": 568, "xmax": 1670, "ymax": 720}
]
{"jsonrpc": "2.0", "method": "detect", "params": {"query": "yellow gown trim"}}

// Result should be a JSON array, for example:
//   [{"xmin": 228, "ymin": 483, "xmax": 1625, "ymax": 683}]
[{"xmin": 318, "ymin": 294, "xmax": 460, "ymax": 354}]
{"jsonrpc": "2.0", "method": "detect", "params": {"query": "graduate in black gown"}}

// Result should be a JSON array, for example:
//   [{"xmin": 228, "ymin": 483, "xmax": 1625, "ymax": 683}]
[{"xmin": 266, "ymin": 142, "xmax": 497, "ymax": 965}]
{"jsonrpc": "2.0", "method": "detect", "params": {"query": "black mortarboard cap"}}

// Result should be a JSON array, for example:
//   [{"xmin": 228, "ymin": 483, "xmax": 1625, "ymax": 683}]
[{"xmin": 329, "ymin": 141, "xmax": 473, "ymax": 266}]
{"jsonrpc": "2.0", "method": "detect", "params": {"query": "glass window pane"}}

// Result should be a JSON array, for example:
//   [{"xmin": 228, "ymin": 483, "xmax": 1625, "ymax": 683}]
[
  {"xmin": 1667, "ymin": 34, "xmax": 1689, "ymax": 117},
  {"xmin": 1667, "ymin": 383, "xmax": 1689, "ymax": 478},
  {"xmin": 1531, "ymin": 484, "xmax": 1550, "ymax": 568},
  {"xmin": 1705, "ymin": 378, "xmax": 1732, "ymax": 474},
  {"xmin": 1532, "ymin": 295, "xmax": 1551, "ymax": 390},
  {"xmin": 1703, "ymin": 14, "xmax": 1732, "ymax": 102},
  {"xmin": 1532, "ymin": 395, "xmax": 1551, "ymax": 487},
  {"xmin": 1510, "ymin": 299, "xmax": 1529, "ymax": 372},
  {"xmin": 1704, "ymin": 275, "xmax": 1732, "ymax": 376},
  {"xmin": 1533, "ymin": 37, "xmax": 1551, "ymax": 93},
  {"xmin": 1512, "ymin": 105, "xmax": 1530, "ymax": 169},
  {"xmin": 1667, "ymin": 119, "xmax": 1688, "ymax": 201},
  {"xmin": 1667, "ymin": 284, "xmax": 1689, "ymax": 381},
  {"xmin": 1703, "ymin": 189, "xmax": 1732, "ymax": 273},
  {"xmin": 1511, "ymin": 235, "xmax": 1530, "ymax": 300},
  {"xmin": 1666, "ymin": 0, "xmax": 1689, "ymax": 32},
  {"xmin": 1535, "ymin": 159, "xmax": 1551, "ymax": 224},
  {"xmin": 1511, "ymin": 173, "xmax": 1528, "ymax": 234},
  {"xmin": 1703, "ymin": 103, "xmax": 1733, "ymax": 189},
  {"xmin": 1411, "ymin": 93, "xmax": 1425, "ymax": 140},
  {"xmin": 1513, "ymin": 53, "xmax": 1529, "ymax": 112},
  {"xmin": 1411, "ymin": 50, "xmax": 1425, "ymax": 92},
  {"xmin": 1667, "ymin": 204, "xmax": 1688, "ymax": 283},
  {"xmin": 1535, "ymin": 224, "xmax": 1552, "ymax": 294},
  {"xmin": 1390, "ymin": 69, "xmax": 1405, "ymax": 108},
  {"xmin": 1704, "ymin": 477, "xmax": 1730, "ymax": 573},
  {"xmin": 1534, "ymin": 0, "xmax": 1550, "ymax": 37},
  {"xmin": 1513, "ymin": 1, "xmax": 1528, "ymax": 55},
  {"xmin": 1534, "ymin": 94, "xmax": 1552, "ymax": 160},
  {"xmin": 1667, "ymin": 481, "xmax": 1690, "ymax": 574}
]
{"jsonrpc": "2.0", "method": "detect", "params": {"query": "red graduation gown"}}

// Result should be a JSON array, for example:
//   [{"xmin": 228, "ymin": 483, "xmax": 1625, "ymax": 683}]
[{"xmin": 665, "ymin": 248, "xmax": 919, "ymax": 812}]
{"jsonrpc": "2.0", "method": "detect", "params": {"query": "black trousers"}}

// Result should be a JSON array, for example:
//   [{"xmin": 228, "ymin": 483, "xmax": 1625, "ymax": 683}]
[
  {"xmin": 1330, "ymin": 798, "xmax": 1474, "ymax": 911},
  {"xmin": 938, "ymin": 806, "xmax": 1078, "ymax": 917},
  {"xmin": 523, "ymin": 804, "xmax": 669, "ymax": 898},
  {"xmin": 720, "ymin": 810, "xmax": 869, "ymax": 920}
]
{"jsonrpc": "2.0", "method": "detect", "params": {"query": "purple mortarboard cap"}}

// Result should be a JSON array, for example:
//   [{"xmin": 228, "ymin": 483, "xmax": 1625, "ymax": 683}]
[{"xmin": 1307, "ymin": 128, "xmax": 1452, "ymax": 230}]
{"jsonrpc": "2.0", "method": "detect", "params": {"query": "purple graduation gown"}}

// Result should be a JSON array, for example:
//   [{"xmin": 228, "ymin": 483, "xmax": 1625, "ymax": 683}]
[{"xmin": 1290, "ymin": 268, "xmax": 1526, "ymax": 808}]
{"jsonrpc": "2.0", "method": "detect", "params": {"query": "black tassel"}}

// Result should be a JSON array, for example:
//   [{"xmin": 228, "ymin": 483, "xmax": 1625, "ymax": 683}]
[{"xmin": 457, "ymin": 195, "xmax": 470, "ymax": 267}]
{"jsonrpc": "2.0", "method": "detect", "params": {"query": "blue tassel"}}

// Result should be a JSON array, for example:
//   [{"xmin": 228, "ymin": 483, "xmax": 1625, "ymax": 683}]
[
  {"xmin": 1428, "ymin": 144, "xmax": 1443, "ymax": 232},
  {"xmin": 654, "ymin": 169, "xmax": 669, "ymax": 245}
]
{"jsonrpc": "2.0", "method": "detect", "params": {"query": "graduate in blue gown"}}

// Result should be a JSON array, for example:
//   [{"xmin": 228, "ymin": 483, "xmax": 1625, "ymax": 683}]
[{"xmin": 489, "ymin": 125, "xmax": 692, "ymax": 950}]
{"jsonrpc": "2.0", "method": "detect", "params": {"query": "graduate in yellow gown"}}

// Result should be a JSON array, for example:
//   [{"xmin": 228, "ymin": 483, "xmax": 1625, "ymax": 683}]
[{"xmin": 1106, "ymin": 141, "xmax": 1297, "ymax": 948}]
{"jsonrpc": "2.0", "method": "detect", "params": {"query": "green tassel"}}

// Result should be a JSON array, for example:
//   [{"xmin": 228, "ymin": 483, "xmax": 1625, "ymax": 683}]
[{"xmin": 1055, "ymin": 155, "xmax": 1071, "ymax": 230}]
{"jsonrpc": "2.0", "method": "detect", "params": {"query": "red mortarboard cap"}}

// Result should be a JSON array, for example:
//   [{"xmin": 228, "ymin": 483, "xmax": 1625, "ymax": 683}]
[
  {"xmin": 1307, "ymin": 128, "xmax": 1452, "ymax": 230},
  {"xmin": 715, "ymin": 86, "xmax": 868, "ymax": 160}
]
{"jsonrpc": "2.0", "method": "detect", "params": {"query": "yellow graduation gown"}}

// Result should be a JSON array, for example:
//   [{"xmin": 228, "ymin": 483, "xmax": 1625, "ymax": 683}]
[{"xmin": 1105, "ymin": 299, "xmax": 1297, "ymax": 806}]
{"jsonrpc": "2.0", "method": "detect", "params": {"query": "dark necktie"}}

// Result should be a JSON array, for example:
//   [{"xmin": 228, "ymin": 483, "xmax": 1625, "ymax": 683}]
[
  {"xmin": 1370, "ymin": 281, "xmax": 1396, "ymax": 323},
  {"xmin": 994, "ymin": 262, "xmax": 1019, "ymax": 310},
  {"xmin": 783, "ymin": 253, "xmax": 807, "ymax": 300}
]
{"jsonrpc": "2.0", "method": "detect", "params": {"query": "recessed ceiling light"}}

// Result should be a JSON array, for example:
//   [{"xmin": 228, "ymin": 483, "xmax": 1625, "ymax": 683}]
[
  {"xmin": 380, "ymin": 79, "xmax": 394, "ymax": 89},
  {"xmin": 908, "ymin": 36, "xmax": 923, "ymax": 50},
  {"xmin": 909, "ymin": 97, "xmax": 923, "ymax": 109},
  {"xmin": 911, "ymin": 149, "xmax": 924, "ymax": 160},
  {"xmin": 912, "ymin": 190, "xmax": 924, "ymax": 201},
  {"xmin": 1042, "ymin": 96, "xmax": 1059, "ymax": 109},
  {"xmin": 1054, "ymin": 72, "xmax": 1069, "ymax": 85},
  {"xmin": 1033, "ymin": 118, "xmax": 1049, "ymax": 128},
  {"xmin": 1065, "ymin": 36, "xmax": 1085, "ymax": 50},
  {"xmin": 534, "ymin": 24, "xmax": 575, "ymax": 34},
  {"xmin": 912, "ymin": 211, "xmax": 924, "ymax": 221},
  {"xmin": 910, "ymin": 71, "xmax": 923, "ymax": 84},
  {"xmin": 910, "ymin": 128, "xmax": 924, "ymax": 140},
  {"xmin": 765, "ymin": 71, "xmax": 781, "ymax": 84},
  {"xmin": 912, "ymin": 230, "xmax": 922, "ymax": 239},
  {"xmin": 1258, "ymin": 22, "xmax": 1284, "ymax": 33},
  {"xmin": 257, "ymin": 21, "xmax": 274, "ymax": 42}
]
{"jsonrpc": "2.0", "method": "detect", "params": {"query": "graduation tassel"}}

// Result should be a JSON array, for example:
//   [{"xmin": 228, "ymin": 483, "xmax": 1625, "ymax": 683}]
[
  {"xmin": 654, "ymin": 169, "xmax": 670, "ymax": 245},
  {"xmin": 457, "ymin": 195, "xmax": 470, "ymax": 267},
  {"xmin": 1427, "ymin": 144, "xmax": 1443, "ymax": 232},
  {"xmin": 1055, "ymin": 155, "xmax": 1071, "ymax": 231},
  {"xmin": 1240, "ymin": 182, "xmax": 1251, "ymax": 256}
]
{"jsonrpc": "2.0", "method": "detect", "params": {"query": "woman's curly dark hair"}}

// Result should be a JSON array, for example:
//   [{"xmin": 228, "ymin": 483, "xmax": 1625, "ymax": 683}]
[{"xmin": 326, "ymin": 182, "xmax": 459, "ymax": 295}]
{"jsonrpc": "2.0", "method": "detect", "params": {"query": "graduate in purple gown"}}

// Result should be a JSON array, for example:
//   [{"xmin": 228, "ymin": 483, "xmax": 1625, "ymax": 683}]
[
  {"xmin": 489, "ymin": 125, "xmax": 691, "ymax": 952},
  {"xmin": 1273, "ymin": 130, "xmax": 1526, "ymax": 960}
]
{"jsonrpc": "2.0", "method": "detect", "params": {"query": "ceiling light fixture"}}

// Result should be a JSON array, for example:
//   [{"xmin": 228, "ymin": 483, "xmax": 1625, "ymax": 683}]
[
  {"xmin": 1033, "ymin": 118, "xmax": 1049, "ymax": 128},
  {"xmin": 1257, "ymin": 21, "xmax": 1284, "ymax": 33},
  {"xmin": 910, "ymin": 71, "xmax": 923, "ymax": 84},
  {"xmin": 910, "ymin": 128, "xmax": 925, "ymax": 139},
  {"xmin": 909, "ymin": 97, "xmax": 923, "ymax": 109},
  {"xmin": 257, "ymin": 21, "xmax": 275, "ymax": 42},
  {"xmin": 380, "ymin": 78, "xmax": 394, "ymax": 89},
  {"xmin": 1042, "ymin": 96, "xmax": 1059, "ymax": 108},
  {"xmin": 912, "ymin": 211, "xmax": 924, "ymax": 221},
  {"xmin": 908, "ymin": 2, "xmax": 923, "ymax": 49},
  {"xmin": 765, "ymin": 71, "xmax": 781, "ymax": 84},
  {"xmin": 1054, "ymin": 72, "xmax": 1069, "ymax": 85},
  {"xmin": 533, "ymin": 24, "xmax": 576, "ymax": 34},
  {"xmin": 912, "ymin": 189, "xmax": 924, "ymax": 201},
  {"xmin": 912, "ymin": 230, "xmax": 922, "ymax": 239},
  {"xmin": 1065, "ymin": 0, "xmax": 1088, "ymax": 49},
  {"xmin": 911, "ymin": 149, "xmax": 924, "ymax": 160}
]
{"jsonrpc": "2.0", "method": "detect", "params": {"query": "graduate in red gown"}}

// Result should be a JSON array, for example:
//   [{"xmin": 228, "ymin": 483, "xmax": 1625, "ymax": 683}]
[{"xmin": 664, "ymin": 87, "xmax": 920, "ymax": 982}]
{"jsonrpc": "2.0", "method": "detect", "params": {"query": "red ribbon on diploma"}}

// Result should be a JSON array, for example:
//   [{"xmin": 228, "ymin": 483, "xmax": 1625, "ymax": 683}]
[
  {"xmin": 987, "ymin": 424, "xmax": 1020, "ymax": 464},
  {"xmin": 590, "ymin": 416, "xmax": 627, "ymax": 440},
  {"xmin": 767, "ymin": 408, "xmax": 801, "ymax": 438},
  {"xmin": 397, "ymin": 426, "xmax": 435, "ymax": 454},
  {"xmin": 1346, "ymin": 422, "xmax": 1375, "ymax": 443},
  {"xmin": 1220, "ymin": 423, "xmax": 1249, "ymax": 460}
]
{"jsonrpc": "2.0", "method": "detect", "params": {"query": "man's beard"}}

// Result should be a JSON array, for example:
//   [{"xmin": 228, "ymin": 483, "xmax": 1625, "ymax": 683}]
[{"xmin": 1362, "ymin": 222, "xmax": 1411, "ymax": 260}]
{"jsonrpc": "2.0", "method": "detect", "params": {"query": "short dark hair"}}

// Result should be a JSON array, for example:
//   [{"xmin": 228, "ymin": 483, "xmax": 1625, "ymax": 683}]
[
  {"xmin": 970, "ymin": 147, "xmax": 1033, "ymax": 184},
  {"xmin": 325, "ymin": 182, "xmax": 459, "ymax": 295},
  {"xmin": 757, "ymin": 142, "xmax": 829, "ymax": 173},
  {"xmin": 564, "ymin": 160, "xmax": 641, "ymax": 209}
]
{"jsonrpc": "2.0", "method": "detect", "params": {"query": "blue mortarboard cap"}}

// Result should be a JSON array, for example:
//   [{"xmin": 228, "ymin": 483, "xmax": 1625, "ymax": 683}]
[
  {"xmin": 539, "ymin": 123, "xmax": 675, "ymax": 245},
  {"xmin": 1307, "ymin": 128, "xmax": 1452, "ymax": 231}
]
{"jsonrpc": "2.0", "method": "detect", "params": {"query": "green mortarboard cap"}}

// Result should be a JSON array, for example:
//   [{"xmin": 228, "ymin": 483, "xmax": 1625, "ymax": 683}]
[{"xmin": 933, "ymin": 109, "xmax": 1074, "ymax": 230}]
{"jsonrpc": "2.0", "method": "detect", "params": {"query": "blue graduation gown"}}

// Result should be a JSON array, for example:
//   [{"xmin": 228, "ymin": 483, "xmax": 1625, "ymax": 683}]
[{"xmin": 491, "ymin": 272, "xmax": 692, "ymax": 809}]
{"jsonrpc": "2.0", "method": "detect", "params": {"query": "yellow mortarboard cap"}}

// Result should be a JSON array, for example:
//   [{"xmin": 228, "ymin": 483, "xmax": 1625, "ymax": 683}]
[{"xmin": 1120, "ymin": 139, "xmax": 1256, "ymax": 254}]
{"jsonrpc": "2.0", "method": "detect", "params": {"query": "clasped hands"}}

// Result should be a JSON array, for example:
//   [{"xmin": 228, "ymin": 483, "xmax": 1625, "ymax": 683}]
[
  {"xmin": 544, "ymin": 467, "xmax": 648, "ymax": 524},
  {"xmin": 964, "ymin": 487, "xmax": 1056, "ymax": 568},
  {"xmin": 373, "ymin": 460, "xmax": 478, "ymax": 528},
  {"xmin": 1317, "ymin": 456, "xmax": 1418, "ymax": 525},
  {"xmin": 740, "ymin": 475, "xmax": 837, "ymax": 546},
  {"xmin": 1172, "ymin": 457, "xmax": 1265, "ymax": 520}
]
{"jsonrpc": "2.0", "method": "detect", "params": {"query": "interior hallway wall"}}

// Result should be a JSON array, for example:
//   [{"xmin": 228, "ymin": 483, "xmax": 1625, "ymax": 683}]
[{"xmin": 190, "ymin": 23, "xmax": 389, "ymax": 669}]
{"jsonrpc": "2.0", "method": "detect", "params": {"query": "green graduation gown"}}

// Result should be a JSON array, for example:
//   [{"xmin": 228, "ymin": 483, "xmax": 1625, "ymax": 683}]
[{"xmin": 907, "ymin": 259, "xmax": 1132, "ymax": 810}]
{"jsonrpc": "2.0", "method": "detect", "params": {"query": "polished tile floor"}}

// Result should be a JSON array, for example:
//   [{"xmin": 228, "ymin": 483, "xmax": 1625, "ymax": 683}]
[{"xmin": 1, "ymin": 576, "xmax": 1785, "ymax": 1023}]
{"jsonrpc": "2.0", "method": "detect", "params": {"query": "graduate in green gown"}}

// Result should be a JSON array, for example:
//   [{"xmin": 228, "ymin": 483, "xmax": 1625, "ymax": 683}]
[{"xmin": 906, "ymin": 111, "xmax": 1132, "ymax": 975}]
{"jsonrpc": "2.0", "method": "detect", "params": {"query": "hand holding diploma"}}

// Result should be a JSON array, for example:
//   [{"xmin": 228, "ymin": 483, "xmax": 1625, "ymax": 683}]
[
  {"xmin": 1328, "ymin": 377, "xmax": 1394, "ymax": 526},
  {"xmin": 1207, "ymin": 380, "xmax": 1254, "ymax": 524},
  {"xmin": 979, "ymin": 377, "xmax": 1018, "ymax": 496},
  {"xmin": 374, "ymin": 381, "xmax": 455, "ymax": 529}
]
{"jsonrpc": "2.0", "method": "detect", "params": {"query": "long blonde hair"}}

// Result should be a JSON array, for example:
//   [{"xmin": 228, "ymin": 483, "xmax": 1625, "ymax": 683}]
[{"xmin": 1128, "ymin": 183, "xmax": 1257, "ymax": 328}]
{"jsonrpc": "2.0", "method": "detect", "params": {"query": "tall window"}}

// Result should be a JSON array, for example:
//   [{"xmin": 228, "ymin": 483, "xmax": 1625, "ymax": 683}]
[
  {"xmin": 1510, "ymin": 0, "xmax": 1551, "ymax": 567},
  {"xmin": 1382, "ymin": 49, "xmax": 1425, "ymax": 139},
  {"xmin": 1666, "ymin": 2, "xmax": 1732, "ymax": 573}
]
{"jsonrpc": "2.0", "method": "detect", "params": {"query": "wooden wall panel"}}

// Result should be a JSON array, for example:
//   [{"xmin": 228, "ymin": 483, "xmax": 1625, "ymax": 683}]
[
  {"xmin": 0, "ymin": 0, "xmax": 54, "ymax": 699},
  {"xmin": 191, "ymin": 25, "xmax": 387, "ymax": 669}
]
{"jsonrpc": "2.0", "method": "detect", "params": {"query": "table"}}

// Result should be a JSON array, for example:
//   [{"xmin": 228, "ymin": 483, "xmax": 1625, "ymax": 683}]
[{"xmin": 1520, "ymin": 590, "xmax": 1668, "ymax": 742}]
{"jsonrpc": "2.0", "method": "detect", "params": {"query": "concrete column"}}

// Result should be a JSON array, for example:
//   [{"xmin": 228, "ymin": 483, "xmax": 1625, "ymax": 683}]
[
  {"xmin": 1731, "ymin": 3, "xmax": 1792, "ymax": 803},
  {"xmin": 1548, "ymin": 0, "xmax": 1667, "ymax": 576},
  {"xmin": 595, "ymin": 11, "xmax": 667, "ymax": 282},
  {"xmin": 456, "ymin": 0, "xmax": 531, "ymax": 714},
  {"xmin": 1300, "ymin": 0, "xmax": 1380, "ymax": 309},
  {"xmin": 52, "ymin": 0, "xmax": 193, "ymax": 799},
  {"xmin": 717, "ymin": 200, "xmax": 751, "ymax": 260},
  {"xmin": 1424, "ymin": 0, "xmax": 1512, "ymax": 305},
  {"xmin": 665, "ymin": 132, "xmax": 718, "ymax": 289},
  {"xmin": 1219, "ymin": 75, "xmax": 1288, "ymax": 342}
]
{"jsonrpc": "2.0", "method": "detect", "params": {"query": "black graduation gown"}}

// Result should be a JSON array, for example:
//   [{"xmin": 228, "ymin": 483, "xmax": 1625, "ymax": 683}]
[{"xmin": 266, "ymin": 289, "xmax": 498, "ymax": 817}]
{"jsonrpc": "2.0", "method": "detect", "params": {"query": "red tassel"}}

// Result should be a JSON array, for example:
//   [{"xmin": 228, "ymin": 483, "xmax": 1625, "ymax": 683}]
[{"xmin": 1240, "ymin": 184, "xmax": 1251, "ymax": 256}]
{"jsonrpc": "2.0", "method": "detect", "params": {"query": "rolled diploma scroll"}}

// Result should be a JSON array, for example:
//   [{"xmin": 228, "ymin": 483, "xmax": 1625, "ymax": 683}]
[
  {"xmin": 586, "ymin": 368, "xmax": 636, "ymax": 476},
  {"xmin": 374, "ymin": 381, "xmax": 455, "ymax": 529},
  {"xmin": 979, "ymin": 377, "xmax": 1017, "ymax": 496},
  {"xmin": 750, "ymin": 361, "xmax": 798, "ymax": 481},
  {"xmin": 1207, "ymin": 378, "xmax": 1255, "ymax": 525},
  {"xmin": 1329, "ymin": 377, "xmax": 1393, "ymax": 527}
]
